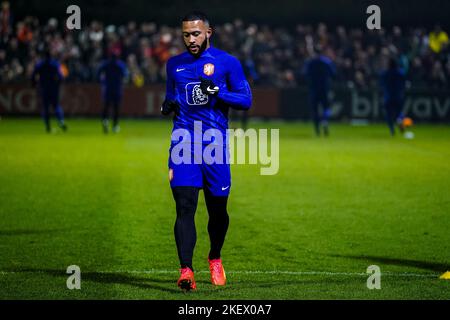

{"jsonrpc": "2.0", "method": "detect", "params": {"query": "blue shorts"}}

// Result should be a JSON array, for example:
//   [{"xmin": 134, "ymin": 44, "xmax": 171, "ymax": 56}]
[{"xmin": 168, "ymin": 144, "xmax": 231, "ymax": 196}]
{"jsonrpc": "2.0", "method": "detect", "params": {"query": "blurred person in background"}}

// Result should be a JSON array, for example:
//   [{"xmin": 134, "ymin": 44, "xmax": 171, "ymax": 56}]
[
  {"xmin": 379, "ymin": 57, "xmax": 407, "ymax": 136},
  {"xmin": 31, "ymin": 49, "xmax": 67, "ymax": 133},
  {"xmin": 0, "ymin": 1, "xmax": 12, "ymax": 43},
  {"xmin": 1, "ymin": 14, "xmax": 449, "ymax": 93},
  {"xmin": 429, "ymin": 25, "xmax": 449, "ymax": 55},
  {"xmin": 303, "ymin": 44, "xmax": 336, "ymax": 136},
  {"xmin": 97, "ymin": 49, "xmax": 128, "ymax": 133},
  {"xmin": 429, "ymin": 60, "xmax": 448, "ymax": 89},
  {"xmin": 231, "ymin": 51, "xmax": 258, "ymax": 130}
]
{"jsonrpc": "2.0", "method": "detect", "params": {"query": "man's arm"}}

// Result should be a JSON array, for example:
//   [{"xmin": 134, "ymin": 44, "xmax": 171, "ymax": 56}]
[
  {"xmin": 400, "ymin": 70, "xmax": 407, "ymax": 91},
  {"xmin": 31, "ymin": 64, "xmax": 38, "ymax": 87},
  {"xmin": 165, "ymin": 58, "xmax": 177, "ymax": 101},
  {"xmin": 120, "ymin": 61, "xmax": 129, "ymax": 83},
  {"xmin": 216, "ymin": 56, "xmax": 252, "ymax": 110},
  {"xmin": 327, "ymin": 60, "xmax": 337, "ymax": 78},
  {"xmin": 96, "ymin": 62, "xmax": 105, "ymax": 82},
  {"xmin": 302, "ymin": 60, "xmax": 310, "ymax": 78},
  {"xmin": 161, "ymin": 58, "xmax": 179, "ymax": 116},
  {"xmin": 56, "ymin": 62, "xmax": 64, "ymax": 82},
  {"xmin": 378, "ymin": 71, "xmax": 386, "ymax": 90}
]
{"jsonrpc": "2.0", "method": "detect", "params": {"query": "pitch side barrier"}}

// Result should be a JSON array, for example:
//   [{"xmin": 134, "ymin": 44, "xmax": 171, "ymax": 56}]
[
  {"xmin": 0, "ymin": 84, "xmax": 449, "ymax": 122},
  {"xmin": 280, "ymin": 86, "xmax": 450, "ymax": 122},
  {"xmin": 0, "ymin": 84, "xmax": 278, "ymax": 118}
]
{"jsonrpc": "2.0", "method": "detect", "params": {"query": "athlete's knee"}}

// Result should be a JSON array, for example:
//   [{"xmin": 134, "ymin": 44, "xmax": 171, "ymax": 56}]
[
  {"xmin": 205, "ymin": 190, "xmax": 229, "ymax": 218},
  {"xmin": 172, "ymin": 187, "xmax": 199, "ymax": 216},
  {"xmin": 210, "ymin": 204, "xmax": 228, "ymax": 219}
]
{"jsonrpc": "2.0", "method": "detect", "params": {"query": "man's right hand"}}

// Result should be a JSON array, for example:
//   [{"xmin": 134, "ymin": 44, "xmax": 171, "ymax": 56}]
[{"xmin": 161, "ymin": 99, "xmax": 180, "ymax": 116}]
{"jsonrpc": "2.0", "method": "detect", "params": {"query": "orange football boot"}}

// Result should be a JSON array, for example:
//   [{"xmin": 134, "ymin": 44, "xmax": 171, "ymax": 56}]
[
  {"xmin": 208, "ymin": 258, "xmax": 226, "ymax": 286},
  {"xmin": 177, "ymin": 267, "xmax": 197, "ymax": 291}
]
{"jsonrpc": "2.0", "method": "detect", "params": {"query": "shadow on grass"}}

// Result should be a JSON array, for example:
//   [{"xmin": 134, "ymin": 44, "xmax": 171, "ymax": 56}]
[
  {"xmin": 330, "ymin": 254, "xmax": 448, "ymax": 272},
  {"xmin": 2, "ymin": 267, "xmax": 356, "ymax": 295},
  {"xmin": 6, "ymin": 268, "xmax": 181, "ymax": 294},
  {"xmin": 0, "ymin": 229, "xmax": 66, "ymax": 236}
]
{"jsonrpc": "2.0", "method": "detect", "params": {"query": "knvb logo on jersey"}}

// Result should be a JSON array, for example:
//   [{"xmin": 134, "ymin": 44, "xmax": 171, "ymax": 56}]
[
  {"xmin": 186, "ymin": 82, "xmax": 209, "ymax": 105},
  {"xmin": 203, "ymin": 63, "xmax": 215, "ymax": 76},
  {"xmin": 170, "ymin": 121, "xmax": 279, "ymax": 175}
]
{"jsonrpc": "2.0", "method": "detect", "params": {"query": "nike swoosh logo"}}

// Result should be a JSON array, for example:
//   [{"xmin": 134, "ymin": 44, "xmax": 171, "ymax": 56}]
[
  {"xmin": 176, "ymin": 68, "xmax": 185, "ymax": 72},
  {"xmin": 207, "ymin": 86, "xmax": 219, "ymax": 93},
  {"xmin": 221, "ymin": 186, "xmax": 230, "ymax": 191}
]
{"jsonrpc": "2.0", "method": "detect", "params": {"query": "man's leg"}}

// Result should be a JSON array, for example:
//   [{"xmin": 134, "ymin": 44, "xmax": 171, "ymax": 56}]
[
  {"xmin": 394, "ymin": 100, "xmax": 405, "ymax": 133},
  {"xmin": 172, "ymin": 186, "xmax": 200, "ymax": 271},
  {"xmin": 202, "ymin": 160, "xmax": 230, "ymax": 286},
  {"xmin": 102, "ymin": 99, "xmax": 110, "ymax": 133},
  {"xmin": 112, "ymin": 99, "xmax": 120, "ymax": 133},
  {"xmin": 169, "ymin": 158, "xmax": 202, "ymax": 290},
  {"xmin": 204, "ymin": 188, "xmax": 229, "ymax": 260},
  {"xmin": 41, "ymin": 96, "xmax": 51, "ymax": 133},
  {"xmin": 52, "ymin": 94, "xmax": 67, "ymax": 131},
  {"xmin": 204, "ymin": 187, "xmax": 229, "ymax": 286},
  {"xmin": 309, "ymin": 95, "xmax": 320, "ymax": 136},
  {"xmin": 320, "ymin": 94, "xmax": 331, "ymax": 136},
  {"xmin": 384, "ymin": 101, "xmax": 395, "ymax": 136}
]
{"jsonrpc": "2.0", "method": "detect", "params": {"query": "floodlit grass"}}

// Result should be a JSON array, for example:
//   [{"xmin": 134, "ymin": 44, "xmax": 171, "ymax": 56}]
[{"xmin": 0, "ymin": 118, "xmax": 449, "ymax": 299}]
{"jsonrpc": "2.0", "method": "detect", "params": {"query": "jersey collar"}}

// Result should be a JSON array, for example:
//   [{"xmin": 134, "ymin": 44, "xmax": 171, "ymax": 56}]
[{"xmin": 200, "ymin": 46, "xmax": 215, "ymax": 59}]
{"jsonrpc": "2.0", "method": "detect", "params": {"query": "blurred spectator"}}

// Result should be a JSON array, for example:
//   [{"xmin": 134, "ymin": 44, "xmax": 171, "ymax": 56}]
[
  {"xmin": 16, "ymin": 20, "xmax": 32, "ymax": 44},
  {"xmin": 429, "ymin": 60, "xmax": 447, "ymax": 88},
  {"xmin": 0, "ymin": 1, "xmax": 12, "ymax": 42},
  {"xmin": 0, "ymin": 15, "xmax": 449, "ymax": 90},
  {"xmin": 429, "ymin": 25, "xmax": 449, "ymax": 54}
]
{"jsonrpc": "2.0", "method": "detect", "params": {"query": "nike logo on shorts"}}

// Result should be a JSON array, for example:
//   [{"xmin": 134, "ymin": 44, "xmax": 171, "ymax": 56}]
[
  {"xmin": 221, "ymin": 186, "xmax": 230, "ymax": 191},
  {"xmin": 176, "ymin": 68, "xmax": 185, "ymax": 72}
]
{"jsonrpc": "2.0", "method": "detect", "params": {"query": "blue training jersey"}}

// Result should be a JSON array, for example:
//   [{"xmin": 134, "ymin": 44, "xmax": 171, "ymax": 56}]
[
  {"xmin": 165, "ymin": 46, "xmax": 252, "ymax": 141},
  {"xmin": 379, "ymin": 68, "xmax": 406, "ymax": 103},
  {"xmin": 97, "ymin": 58, "xmax": 128, "ymax": 92},
  {"xmin": 32, "ymin": 59, "xmax": 63, "ymax": 92},
  {"xmin": 303, "ymin": 55, "xmax": 336, "ymax": 95}
]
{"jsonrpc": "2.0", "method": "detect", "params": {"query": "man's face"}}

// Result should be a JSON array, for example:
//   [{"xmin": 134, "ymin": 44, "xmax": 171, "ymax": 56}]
[{"xmin": 182, "ymin": 20, "xmax": 211, "ymax": 57}]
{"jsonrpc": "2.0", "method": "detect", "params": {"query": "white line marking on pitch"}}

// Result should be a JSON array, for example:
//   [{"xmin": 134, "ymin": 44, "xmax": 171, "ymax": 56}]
[
  {"xmin": 103, "ymin": 270, "xmax": 438, "ymax": 278},
  {"xmin": 0, "ymin": 270, "xmax": 439, "ymax": 278}
]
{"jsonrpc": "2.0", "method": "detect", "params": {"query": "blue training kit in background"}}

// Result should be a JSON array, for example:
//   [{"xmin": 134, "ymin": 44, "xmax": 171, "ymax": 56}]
[
  {"xmin": 303, "ymin": 55, "xmax": 336, "ymax": 116},
  {"xmin": 97, "ymin": 58, "xmax": 128, "ymax": 103},
  {"xmin": 32, "ymin": 58, "xmax": 65, "ymax": 124}
]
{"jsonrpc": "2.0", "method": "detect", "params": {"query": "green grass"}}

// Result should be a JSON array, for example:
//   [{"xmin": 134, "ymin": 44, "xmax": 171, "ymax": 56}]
[{"xmin": 0, "ymin": 118, "xmax": 449, "ymax": 299}]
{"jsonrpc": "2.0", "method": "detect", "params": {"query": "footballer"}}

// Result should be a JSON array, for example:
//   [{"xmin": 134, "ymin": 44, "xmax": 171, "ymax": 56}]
[{"xmin": 161, "ymin": 11, "xmax": 252, "ymax": 291}]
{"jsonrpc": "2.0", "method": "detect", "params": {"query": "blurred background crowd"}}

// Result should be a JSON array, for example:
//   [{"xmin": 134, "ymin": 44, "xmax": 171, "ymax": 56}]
[{"xmin": 1, "ymin": 1, "xmax": 449, "ymax": 89}]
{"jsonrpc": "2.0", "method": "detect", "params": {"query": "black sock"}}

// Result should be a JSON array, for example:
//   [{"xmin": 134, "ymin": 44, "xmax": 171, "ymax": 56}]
[
  {"xmin": 113, "ymin": 102, "xmax": 120, "ymax": 127},
  {"xmin": 204, "ymin": 189, "xmax": 229, "ymax": 260},
  {"xmin": 172, "ymin": 186, "xmax": 199, "ymax": 271}
]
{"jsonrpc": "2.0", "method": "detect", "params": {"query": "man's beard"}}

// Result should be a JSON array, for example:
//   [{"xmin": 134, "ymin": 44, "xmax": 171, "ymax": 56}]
[{"xmin": 186, "ymin": 39, "xmax": 208, "ymax": 57}]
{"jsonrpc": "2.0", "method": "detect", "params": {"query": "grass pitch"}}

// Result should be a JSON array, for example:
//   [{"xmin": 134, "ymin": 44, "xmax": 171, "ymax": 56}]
[{"xmin": 0, "ymin": 118, "xmax": 449, "ymax": 299}]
